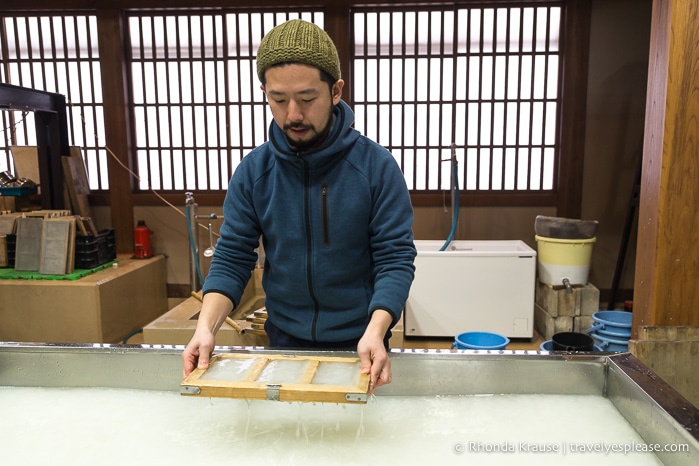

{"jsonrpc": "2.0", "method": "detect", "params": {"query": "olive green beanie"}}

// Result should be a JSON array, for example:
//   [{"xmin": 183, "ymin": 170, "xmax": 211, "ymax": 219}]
[{"xmin": 256, "ymin": 19, "xmax": 341, "ymax": 82}]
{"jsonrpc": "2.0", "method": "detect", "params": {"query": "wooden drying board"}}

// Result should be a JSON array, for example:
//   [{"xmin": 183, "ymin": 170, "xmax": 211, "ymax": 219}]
[
  {"xmin": 181, "ymin": 353, "xmax": 370, "ymax": 404},
  {"xmin": 62, "ymin": 154, "xmax": 92, "ymax": 220},
  {"xmin": 39, "ymin": 217, "xmax": 76, "ymax": 275},
  {"xmin": 14, "ymin": 217, "xmax": 43, "ymax": 271},
  {"xmin": 10, "ymin": 146, "xmax": 41, "ymax": 185}
]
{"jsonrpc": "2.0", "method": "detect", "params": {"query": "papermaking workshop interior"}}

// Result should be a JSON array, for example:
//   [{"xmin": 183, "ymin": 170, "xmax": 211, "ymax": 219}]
[{"xmin": 2, "ymin": 0, "xmax": 699, "ymax": 414}]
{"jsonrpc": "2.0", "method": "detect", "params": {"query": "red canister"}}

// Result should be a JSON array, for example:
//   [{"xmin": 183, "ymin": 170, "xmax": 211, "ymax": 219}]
[{"xmin": 134, "ymin": 220, "xmax": 153, "ymax": 258}]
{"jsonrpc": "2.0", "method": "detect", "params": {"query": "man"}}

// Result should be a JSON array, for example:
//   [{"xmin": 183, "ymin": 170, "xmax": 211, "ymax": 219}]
[{"xmin": 182, "ymin": 19, "xmax": 416, "ymax": 394}]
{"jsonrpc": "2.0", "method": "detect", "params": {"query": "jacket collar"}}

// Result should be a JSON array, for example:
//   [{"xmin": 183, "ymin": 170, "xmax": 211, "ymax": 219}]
[{"xmin": 268, "ymin": 100, "xmax": 360, "ymax": 169}]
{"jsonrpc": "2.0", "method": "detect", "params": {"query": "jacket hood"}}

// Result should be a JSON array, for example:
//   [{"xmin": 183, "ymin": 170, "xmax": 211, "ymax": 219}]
[{"xmin": 268, "ymin": 99, "xmax": 361, "ymax": 169}]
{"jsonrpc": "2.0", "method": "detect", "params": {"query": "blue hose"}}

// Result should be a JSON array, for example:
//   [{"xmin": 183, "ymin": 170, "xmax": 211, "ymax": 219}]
[
  {"xmin": 186, "ymin": 204, "xmax": 204, "ymax": 285},
  {"xmin": 440, "ymin": 157, "xmax": 460, "ymax": 251}
]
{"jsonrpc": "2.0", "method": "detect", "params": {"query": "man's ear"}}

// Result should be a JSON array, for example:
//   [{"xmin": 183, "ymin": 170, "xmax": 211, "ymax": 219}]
[{"xmin": 332, "ymin": 79, "xmax": 345, "ymax": 105}]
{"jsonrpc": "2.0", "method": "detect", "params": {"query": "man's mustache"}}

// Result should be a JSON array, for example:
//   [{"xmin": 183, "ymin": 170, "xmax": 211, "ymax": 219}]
[{"xmin": 284, "ymin": 123, "xmax": 312, "ymax": 131}]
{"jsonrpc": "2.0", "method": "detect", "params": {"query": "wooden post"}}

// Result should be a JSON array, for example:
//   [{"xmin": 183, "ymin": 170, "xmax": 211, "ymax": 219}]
[
  {"xmin": 96, "ymin": 10, "xmax": 136, "ymax": 254},
  {"xmin": 634, "ymin": 0, "xmax": 699, "ymax": 336}
]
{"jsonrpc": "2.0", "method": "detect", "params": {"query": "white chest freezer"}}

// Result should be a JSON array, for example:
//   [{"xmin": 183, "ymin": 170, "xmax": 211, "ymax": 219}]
[{"xmin": 404, "ymin": 240, "xmax": 536, "ymax": 338}]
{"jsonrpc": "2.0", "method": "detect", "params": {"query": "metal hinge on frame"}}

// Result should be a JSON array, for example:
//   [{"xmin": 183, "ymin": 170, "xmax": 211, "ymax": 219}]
[{"xmin": 266, "ymin": 383, "xmax": 282, "ymax": 401}]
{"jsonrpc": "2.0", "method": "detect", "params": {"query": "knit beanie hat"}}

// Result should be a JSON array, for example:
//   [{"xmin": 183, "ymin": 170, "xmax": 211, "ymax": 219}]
[{"xmin": 256, "ymin": 19, "xmax": 341, "ymax": 82}]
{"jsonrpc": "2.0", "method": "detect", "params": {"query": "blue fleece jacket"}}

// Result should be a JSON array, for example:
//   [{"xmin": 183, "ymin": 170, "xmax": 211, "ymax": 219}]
[{"xmin": 203, "ymin": 100, "xmax": 416, "ymax": 343}]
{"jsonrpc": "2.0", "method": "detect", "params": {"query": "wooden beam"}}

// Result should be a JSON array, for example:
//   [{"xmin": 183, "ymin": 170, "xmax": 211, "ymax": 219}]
[
  {"xmin": 556, "ymin": 0, "xmax": 592, "ymax": 219},
  {"xmin": 0, "ymin": 83, "xmax": 69, "ymax": 209},
  {"xmin": 324, "ymin": 2, "xmax": 351, "ymax": 103},
  {"xmin": 3, "ymin": 0, "xmax": 562, "ymax": 11}
]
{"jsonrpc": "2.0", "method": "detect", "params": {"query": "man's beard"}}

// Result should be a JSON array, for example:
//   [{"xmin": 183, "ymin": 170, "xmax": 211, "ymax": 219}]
[{"xmin": 283, "ymin": 110, "xmax": 334, "ymax": 151}]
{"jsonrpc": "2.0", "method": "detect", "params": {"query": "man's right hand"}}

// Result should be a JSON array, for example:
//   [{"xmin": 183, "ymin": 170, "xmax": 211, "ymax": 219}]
[
  {"xmin": 182, "ymin": 330, "xmax": 216, "ymax": 379},
  {"xmin": 182, "ymin": 292, "xmax": 235, "ymax": 378}
]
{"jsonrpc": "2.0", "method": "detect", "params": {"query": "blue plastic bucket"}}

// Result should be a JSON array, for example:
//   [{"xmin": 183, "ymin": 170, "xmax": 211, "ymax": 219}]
[
  {"xmin": 586, "ymin": 311, "xmax": 632, "ymax": 338},
  {"xmin": 590, "ymin": 332, "xmax": 629, "ymax": 352},
  {"xmin": 453, "ymin": 331, "xmax": 510, "ymax": 350},
  {"xmin": 593, "ymin": 310, "xmax": 632, "ymax": 326},
  {"xmin": 588, "ymin": 325, "xmax": 631, "ymax": 339}
]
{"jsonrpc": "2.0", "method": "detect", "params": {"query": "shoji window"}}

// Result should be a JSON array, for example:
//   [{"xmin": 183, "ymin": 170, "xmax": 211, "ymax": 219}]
[
  {"xmin": 127, "ymin": 10, "xmax": 322, "ymax": 191},
  {"xmin": 352, "ymin": 4, "xmax": 563, "ymax": 192},
  {"xmin": 0, "ymin": 14, "xmax": 107, "ymax": 190},
  {"xmin": 1, "ymin": 3, "xmax": 566, "ymax": 199}
]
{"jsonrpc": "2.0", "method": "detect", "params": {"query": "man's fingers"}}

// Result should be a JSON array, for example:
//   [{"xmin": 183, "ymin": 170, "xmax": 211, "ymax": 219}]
[{"xmin": 197, "ymin": 354, "xmax": 210, "ymax": 369}]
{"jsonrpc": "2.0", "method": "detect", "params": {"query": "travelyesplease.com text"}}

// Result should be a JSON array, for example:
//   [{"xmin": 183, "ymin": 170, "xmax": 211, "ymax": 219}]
[{"xmin": 454, "ymin": 441, "xmax": 689, "ymax": 455}]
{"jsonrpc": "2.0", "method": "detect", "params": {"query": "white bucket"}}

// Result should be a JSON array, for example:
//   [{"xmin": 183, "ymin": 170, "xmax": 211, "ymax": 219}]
[{"xmin": 535, "ymin": 235, "xmax": 596, "ymax": 286}]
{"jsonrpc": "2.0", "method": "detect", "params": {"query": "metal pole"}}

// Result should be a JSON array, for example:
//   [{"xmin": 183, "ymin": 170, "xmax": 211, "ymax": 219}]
[{"xmin": 185, "ymin": 192, "xmax": 201, "ymax": 292}]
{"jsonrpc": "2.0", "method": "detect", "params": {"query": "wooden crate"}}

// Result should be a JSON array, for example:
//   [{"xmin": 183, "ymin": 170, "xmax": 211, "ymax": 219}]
[{"xmin": 181, "ymin": 353, "xmax": 370, "ymax": 404}]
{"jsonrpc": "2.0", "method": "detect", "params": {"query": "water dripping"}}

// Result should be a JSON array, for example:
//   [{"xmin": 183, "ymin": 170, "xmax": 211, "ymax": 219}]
[
  {"xmin": 355, "ymin": 404, "xmax": 365, "ymax": 440},
  {"xmin": 244, "ymin": 399, "xmax": 252, "ymax": 441},
  {"xmin": 295, "ymin": 402, "xmax": 309, "ymax": 443},
  {"xmin": 335, "ymin": 403, "xmax": 342, "ymax": 432}
]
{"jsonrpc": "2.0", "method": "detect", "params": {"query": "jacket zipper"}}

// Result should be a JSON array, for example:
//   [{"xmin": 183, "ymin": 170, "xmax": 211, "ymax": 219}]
[
  {"xmin": 321, "ymin": 184, "xmax": 330, "ymax": 247},
  {"xmin": 303, "ymin": 159, "xmax": 321, "ymax": 341}
]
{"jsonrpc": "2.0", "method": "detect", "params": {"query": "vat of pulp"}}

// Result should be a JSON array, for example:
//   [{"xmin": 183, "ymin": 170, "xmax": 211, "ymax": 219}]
[{"xmin": 1, "ymin": 343, "xmax": 698, "ymax": 465}]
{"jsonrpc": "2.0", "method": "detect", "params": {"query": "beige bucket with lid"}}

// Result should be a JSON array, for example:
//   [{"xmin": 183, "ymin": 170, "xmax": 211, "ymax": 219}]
[{"xmin": 535, "ymin": 235, "xmax": 596, "ymax": 286}]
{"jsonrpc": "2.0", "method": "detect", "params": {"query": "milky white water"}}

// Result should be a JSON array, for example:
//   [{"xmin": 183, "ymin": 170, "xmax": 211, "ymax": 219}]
[{"xmin": 0, "ymin": 387, "xmax": 664, "ymax": 466}]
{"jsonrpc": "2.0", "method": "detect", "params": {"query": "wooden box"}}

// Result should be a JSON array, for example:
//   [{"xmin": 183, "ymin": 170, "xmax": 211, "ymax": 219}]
[
  {"xmin": 143, "ymin": 267, "xmax": 268, "ymax": 346},
  {"xmin": 0, "ymin": 254, "xmax": 168, "ymax": 343}
]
